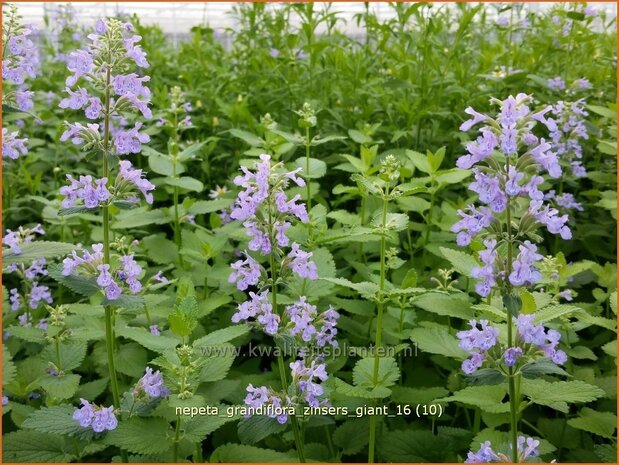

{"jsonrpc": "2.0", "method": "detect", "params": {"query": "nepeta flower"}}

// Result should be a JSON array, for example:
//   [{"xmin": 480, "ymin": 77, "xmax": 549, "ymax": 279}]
[
  {"xmin": 114, "ymin": 122, "xmax": 150, "ymax": 154},
  {"xmin": 60, "ymin": 174, "xmax": 111, "ymax": 209},
  {"xmin": 117, "ymin": 160, "xmax": 155, "ymax": 204},
  {"xmin": 228, "ymin": 254, "xmax": 261, "ymax": 291},
  {"xmin": 287, "ymin": 243, "xmax": 318, "ymax": 280},
  {"xmin": 244, "ymin": 384, "xmax": 290, "ymax": 424},
  {"xmin": 2, "ymin": 128, "xmax": 28, "ymax": 160},
  {"xmin": 10, "ymin": 289, "xmax": 21, "ymax": 311},
  {"xmin": 453, "ymin": 94, "xmax": 573, "ymax": 296},
  {"xmin": 457, "ymin": 320, "xmax": 499, "ymax": 374},
  {"xmin": 549, "ymin": 99, "xmax": 589, "ymax": 178},
  {"xmin": 73, "ymin": 399, "xmax": 117, "ymax": 432},
  {"xmin": 29, "ymin": 283, "xmax": 53, "ymax": 309},
  {"xmin": 149, "ymin": 324, "xmax": 160, "ymax": 335},
  {"xmin": 135, "ymin": 367, "xmax": 169, "ymax": 398},
  {"xmin": 466, "ymin": 436, "xmax": 539, "ymax": 463},
  {"xmin": 62, "ymin": 244, "xmax": 143, "ymax": 300},
  {"xmin": 290, "ymin": 358, "xmax": 329, "ymax": 407},
  {"xmin": 232, "ymin": 290, "xmax": 279, "ymax": 335},
  {"xmin": 2, "ymin": 224, "xmax": 45, "ymax": 254},
  {"xmin": 284, "ymin": 297, "xmax": 339, "ymax": 347},
  {"xmin": 547, "ymin": 77, "xmax": 566, "ymax": 91}
]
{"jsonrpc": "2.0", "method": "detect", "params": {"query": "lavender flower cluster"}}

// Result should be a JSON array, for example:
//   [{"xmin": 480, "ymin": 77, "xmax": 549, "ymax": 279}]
[
  {"xmin": 2, "ymin": 7, "xmax": 40, "ymax": 160},
  {"xmin": 466, "ymin": 436, "xmax": 540, "ymax": 463},
  {"xmin": 3, "ymin": 223, "xmax": 45, "ymax": 254},
  {"xmin": 453, "ymin": 94, "xmax": 575, "ymax": 297},
  {"xmin": 549, "ymin": 98, "xmax": 589, "ymax": 178},
  {"xmin": 73, "ymin": 398, "xmax": 117, "ymax": 433},
  {"xmin": 60, "ymin": 160, "xmax": 155, "ymax": 209},
  {"xmin": 228, "ymin": 154, "xmax": 339, "ymax": 423},
  {"xmin": 62, "ymin": 244, "xmax": 143, "ymax": 300},
  {"xmin": 133, "ymin": 367, "xmax": 169, "ymax": 398},
  {"xmin": 456, "ymin": 314, "xmax": 567, "ymax": 375}
]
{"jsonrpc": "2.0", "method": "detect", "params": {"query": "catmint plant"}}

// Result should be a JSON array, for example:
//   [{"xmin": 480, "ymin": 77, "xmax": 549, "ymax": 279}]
[
  {"xmin": 453, "ymin": 94, "xmax": 574, "ymax": 462},
  {"xmin": 228, "ymin": 153, "xmax": 339, "ymax": 462},
  {"xmin": 466, "ymin": 436, "xmax": 541, "ymax": 463},
  {"xmin": 56, "ymin": 17, "xmax": 152, "ymax": 450}
]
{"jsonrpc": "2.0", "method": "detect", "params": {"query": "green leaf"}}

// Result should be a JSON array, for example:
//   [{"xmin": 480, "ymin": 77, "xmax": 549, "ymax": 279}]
[
  {"xmin": 115, "ymin": 343, "xmax": 147, "ymax": 377},
  {"xmin": 372, "ymin": 212, "xmax": 409, "ymax": 232},
  {"xmin": 210, "ymin": 444, "xmax": 295, "ymax": 462},
  {"xmin": 104, "ymin": 417, "xmax": 172, "ymax": 455},
  {"xmin": 294, "ymin": 157, "xmax": 327, "ymax": 179},
  {"xmin": 439, "ymin": 247, "xmax": 478, "ymax": 277},
  {"xmin": 200, "ymin": 345, "xmax": 236, "ymax": 382},
  {"xmin": 436, "ymin": 385, "xmax": 510, "ymax": 414},
  {"xmin": 165, "ymin": 176, "xmax": 204, "ymax": 192},
  {"xmin": 397, "ymin": 196, "xmax": 430, "ymax": 213},
  {"xmin": 321, "ymin": 277, "xmax": 379, "ymax": 299},
  {"xmin": 178, "ymin": 140, "xmax": 207, "ymax": 161},
  {"xmin": 229, "ymin": 129, "xmax": 264, "ymax": 147},
  {"xmin": 378, "ymin": 429, "xmax": 451, "ymax": 462},
  {"xmin": 520, "ymin": 358, "xmax": 570, "ymax": 378},
  {"xmin": 391, "ymin": 386, "xmax": 448, "ymax": 405},
  {"xmin": 147, "ymin": 152, "xmax": 177, "ymax": 176},
  {"xmin": 348, "ymin": 129, "xmax": 372, "ymax": 145},
  {"xmin": 568, "ymin": 407, "xmax": 617, "ymax": 438},
  {"xmin": 2, "ymin": 431, "xmax": 77, "ymax": 463},
  {"xmin": 142, "ymin": 235, "xmax": 178, "ymax": 264},
  {"xmin": 333, "ymin": 419, "xmax": 369, "ymax": 455},
  {"xmin": 334, "ymin": 378, "xmax": 391, "ymax": 399},
  {"xmin": 58, "ymin": 206, "xmax": 93, "ymax": 216},
  {"xmin": 193, "ymin": 326, "xmax": 249, "ymax": 347},
  {"xmin": 353, "ymin": 356, "xmax": 400, "ymax": 389},
  {"xmin": 113, "ymin": 208, "xmax": 168, "ymax": 229},
  {"xmin": 48, "ymin": 263, "xmax": 100, "ymax": 297},
  {"xmin": 535, "ymin": 304, "xmax": 580, "ymax": 323},
  {"xmin": 3, "ymin": 241, "xmax": 77, "ymax": 265},
  {"xmin": 435, "ymin": 169, "xmax": 471, "ymax": 185},
  {"xmin": 42, "ymin": 340, "xmax": 88, "ymax": 371},
  {"xmin": 406, "ymin": 150, "xmax": 431, "ymax": 174},
  {"xmin": 39, "ymin": 374, "xmax": 81, "ymax": 400},
  {"xmin": 3, "ymin": 346, "xmax": 16, "ymax": 386},
  {"xmin": 182, "ymin": 407, "xmax": 238, "ymax": 442},
  {"xmin": 6, "ymin": 325, "xmax": 46, "ymax": 343},
  {"xmin": 22, "ymin": 404, "xmax": 91, "ymax": 438},
  {"xmin": 187, "ymin": 198, "xmax": 232, "ymax": 215},
  {"xmin": 522, "ymin": 379, "xmax": 605, "ymax": 413},
  {"xmin": 168, "ymin": 295, "xmax": 199, "ymax": 337},
  {"xmin": 410, "ymin": 326, "xmax": 466, "ymax": 359},
  {"xmin": 238, "ymin": 415, "xmax": 287, "ymax": 444},
  {"xmin": 116, "ymin": 325, "xmax": 179, "ymax": 353},
  {"xmin": 411, "ymin": 292, "xmax": 474, "ymax": 319}
]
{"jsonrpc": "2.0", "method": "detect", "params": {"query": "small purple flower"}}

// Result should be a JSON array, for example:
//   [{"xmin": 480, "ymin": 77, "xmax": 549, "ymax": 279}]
[
  {"xmin": 149, "ymin": 324, "xmax": 160, "ymax": 335},
  {"xmin": 229, "ymin": 253, "xmax": 261, "ymax": 291},
  {"xmin": 504, "ymin": 347, "xmax": 524, "ymax": 367},
  {"xmin": 2, "ymin": 128, "xmax": 29, "ymax": 160},
  {"xmin": 465, "ymin": 440, "xmax": 499, "ymax": 463},
  {"xmin": 152, "ymin": 271, "xmax": 168, "ymax": 283},
  {"xmin": 547, "ymin": 77, "xmax": 566, "ymax": 91},
  {"xmin": 269, "ymin": 48, "xmax": 280, "ymax": 58},
  {"xmin": 135, "ymin": 367, "xmax": 169, "ymax": 398},
  {"xmin": 114, "ymin": 122, "xmax": 150, "ymax": 155},
  {"xmin": 29, "ymin": 283, "xmax": 53, "ymax": 309},
  {"xmin": 10, "ymin": 289, "xmax": 21, "ymax": 311},
  {"xmin": 117, "ymin": 160, "xmax": 156, "ymax": 203},
  {"xmin": 287, "ymin": 243, "xmax": 318, "ymax": 280},
  {"xmin": 15, "ymin": 90, "xmax": 34, "ymax": 111},
  {"xmin": 244, "ymin": 384, "xmax": 290, "ymax": 424}
]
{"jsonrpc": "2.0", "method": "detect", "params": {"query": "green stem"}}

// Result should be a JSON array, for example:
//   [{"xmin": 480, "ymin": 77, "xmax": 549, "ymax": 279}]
[
  {"xmin": 194, "ymin": 442, "xmax": 203, "ymax": 463},
  {"xmin": 269, "ymin": 211, "xmax": 305, "ymax": 463},
  {"xmin": 505, "ymin": 156, "xmax": 519, "ymax": 463},
  {"xmin": 102, "ymin": 65, "xmax": 127, "ymax": 464},
  {"xmin": 305, "ymin": 126, "xmax": 312, "ymax": 210},
  {"xmin": 172, "ymin": 415, "xmax": 182, "ymax": 462},
  {"xmin": 368, "ymin": 186, "xmax": 389, "ymax": 463}
]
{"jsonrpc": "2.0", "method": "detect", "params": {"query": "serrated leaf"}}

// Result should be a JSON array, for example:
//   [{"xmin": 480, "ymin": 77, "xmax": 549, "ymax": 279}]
[
  {"xmin": 58, "ymin": 206, "xmax": 92, "ymax": 216},
  {"xmin": 438, "ymin": 247, "xmax": 478, "ymax": 277},
  {"xmin": 193, "ymin": 326, "xmax": 249, "ymax": 347},
  {"xmin": 142, "ymin": 235, "xmax": 178, "ymax": 264},
  {"xmin": 321, "ymin": 277, "xmax": 379, "ymax": 299},
  {"xmin": 521, "ymin": 358, "xmax": 570, "ymax": 378},
  {"xmin": 42, "ymin": 340, "xmax": 88, "ymax": 371},
  {"xmin": 535, "ymin": 304, "xmax": 580, "ymax": 323},
  {"xmin": 229, "ymin": 129, "xmax": 264, "ymax": 147},
  {"xmin": 22, "ymin": 404, "xmax": 92, "ymax": 439},
  {"xmin": 411, "ymin": 292, "xmax": 474, "ymax": 319},
  {"xmin": 3, "ymin": 241, "xmax": 77, "ymax": 265},
  {"xmin": 104, "ymin": 417, "xmax": 172, "ymax": 454},
  {"xmin": 378, "ymin": 429, "xmax": 452, "ymax": 462},
  {"xmin": 2, "ymin": 431, "xmax": 77, "ymax": 462},
  {"xmin": 391, "ymin": 386, "xmax": 448, "ymax": 405},
  {"xmin": 39, "ymin": 374, "xmax": 81, "ymax": 400},
  {"xmin": 353, "ymin": 356, "xmax": 400, "ymax": 389},
  {"xmin": 333, "ymin": 419, "xmax": 369, "ymax": 455},
  {"xmin": 48, "ymin": 263, "xmax": 100, "ymax": 297},
  {"xmin": 522, "ymin": 379, "xmax": 605, "ymax": 413},
  {"xmin": 113, "ymin": 208, "xmax": 168, "ymax": 229},
  {"xmin": 335, "ymin": 378, "xmax": 391, "ymax": 399},
  {"xmin": 116, "ymin": 325, "xmax": 179, "ymax": 352},
  {"xmin": 210, "ymin": 443, "xmax": 296, "ymax": 462},
  {"xmin": 238, "ymin": 414, "xmax": 287, "ymax": 444},
  {"xmin": 182, "ymin": 407, "xmax": 238, "ymax": 442},
  {"xmin": 200, "ymin": 345, "xmax": 236, "ymax": 382},
  {"xmin": 3, "ymin": 346, "xmax": 16, "ymax": 386},
  {"xmin": 372, "ymin": 212, "xmax": 409, "ymax": 232},
  {"xmin": 436, "ymin": 385, "xmax": 510, "ymax": 413},
  {"xmin": 568, "ymin": 407, "xmax": 617, "ymax": 438},
  {"xmin": 168, "ymin": 295, "xmax": 198, "ymax": 337},
  {"xmin": 410, "ymin": 326, "xmax": 466, "ymax": 359}
]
